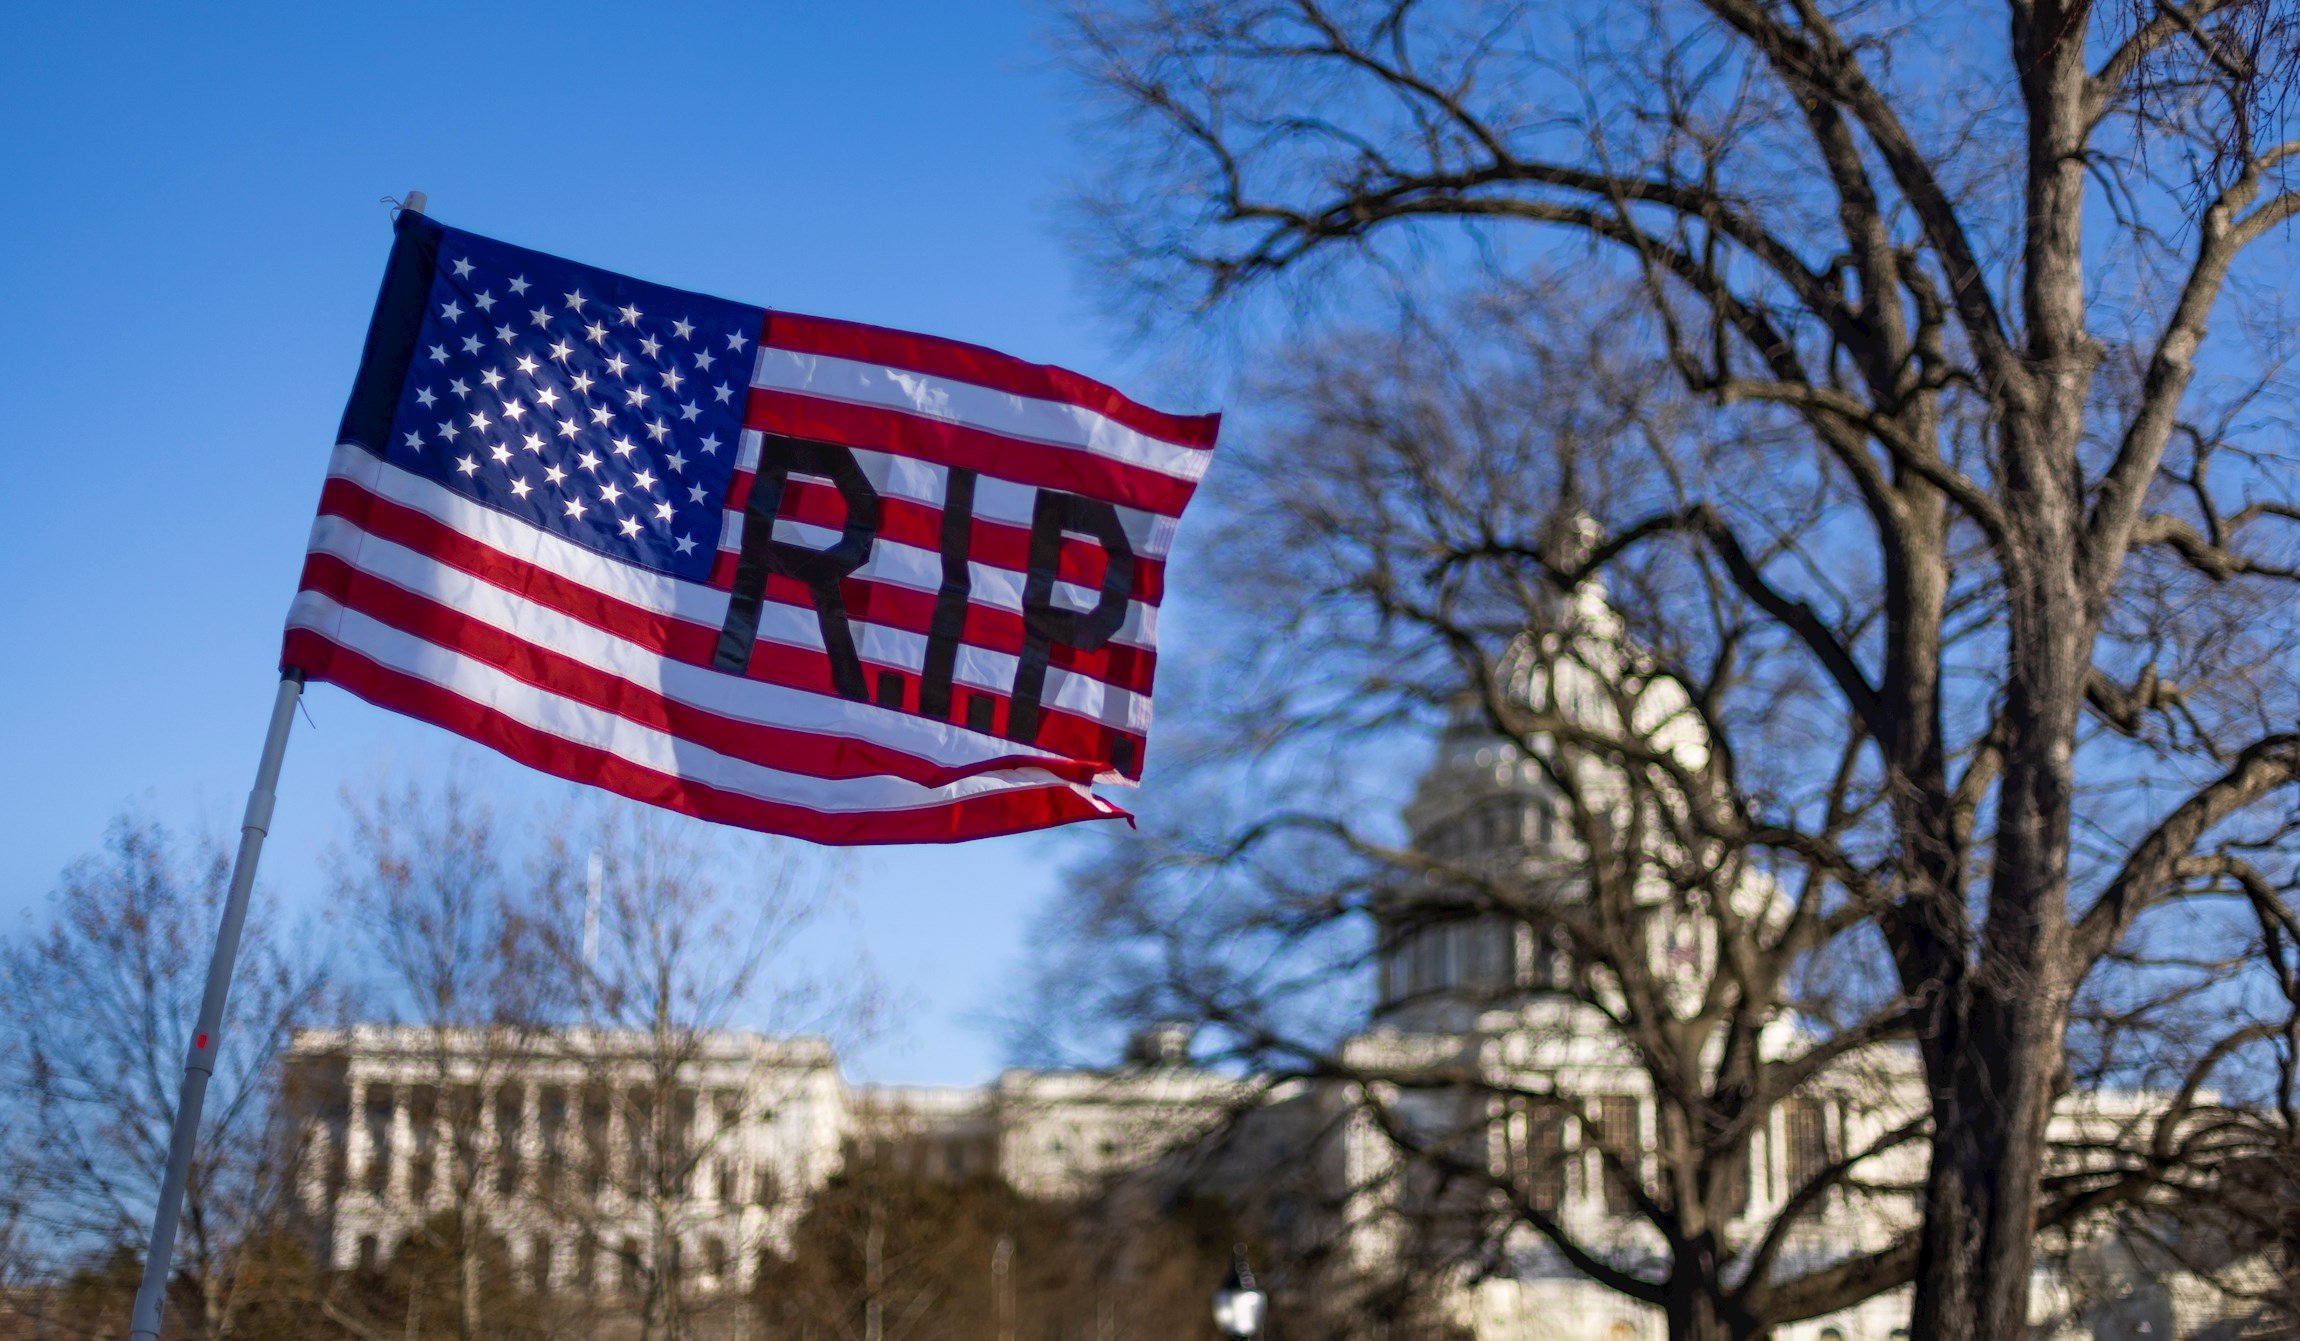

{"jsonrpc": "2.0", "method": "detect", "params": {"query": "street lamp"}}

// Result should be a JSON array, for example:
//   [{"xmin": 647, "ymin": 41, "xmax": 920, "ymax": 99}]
[{"xmin": 1212, "ymin": 1247, "xmax": 1267, "ymax": 1339}]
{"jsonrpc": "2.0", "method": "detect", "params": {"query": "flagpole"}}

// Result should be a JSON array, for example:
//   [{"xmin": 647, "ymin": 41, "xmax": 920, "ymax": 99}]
[
  {"xmin": 126, "ymin": 189, "xmax": 425, "ymax": 1341},
  {"xmin": 125, "ymin": 669, "xmax": 304, "ymax": 1341}
]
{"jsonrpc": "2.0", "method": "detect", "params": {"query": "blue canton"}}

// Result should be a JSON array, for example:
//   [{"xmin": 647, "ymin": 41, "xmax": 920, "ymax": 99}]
[{"xmin": 382, "ymin": 227, "xmax": 762, "ymax": 583}]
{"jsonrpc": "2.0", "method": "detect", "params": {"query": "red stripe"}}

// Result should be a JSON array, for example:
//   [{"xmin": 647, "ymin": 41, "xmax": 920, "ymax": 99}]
[
  {"xmin": 317, "ymin": 477, "xmax": 720, "ymax": 659},
  {"xmin": 312, "ymin": 478, "xmax": 1149, "ymax": 776},
  {"xmin": 748, "ymin": 569, "xmax": 1161, "ymax": 696},
  {"xmin": 294, "ymin": 552, "xmax": 1102, "ymax": 788},
  {"xmin": 776, "ymin": 477, "xmax": 1166, "ymax": 604},
  {"xmin": 281, "ymin": 629, "xmax": 1126, "ymax": 845},
  {"xmin": 764, "ymin": 311, "xmax": 1220, "ymax": 451},
  {"xmin": 747, "ymin": 391, "xmax": 1202, "ymax": 517},
  {"xmin": 729, "ymin": 597, "xmax": 1145, "ymax": 773}
]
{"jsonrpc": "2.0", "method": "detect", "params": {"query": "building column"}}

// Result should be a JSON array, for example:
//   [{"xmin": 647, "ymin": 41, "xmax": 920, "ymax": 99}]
[
  {"xmin": 389, "ymin": 1082, "xmax": 417, "ymax": 1207},
  {"xmin": 344, "ymin": 1076, "xmax": 372, "ymax": 1201}
]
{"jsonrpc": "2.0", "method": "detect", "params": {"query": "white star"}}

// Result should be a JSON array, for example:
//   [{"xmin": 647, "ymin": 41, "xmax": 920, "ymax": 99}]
[
  {"xmin": 633, "ymin": 468, "xmax": 657, "ymax": 491},
  {"xmin": 510, "ymin": 476, "xmax": 533, "ymax": 498},
  {"xmin": 437, "ymin": 418, "xmax": 457, "ymax": 439},
  {"xmin": 619, "ymin": 303, "xmax": 643, "ymax": 326},
  {"xmin": 544, "ymin": 463, "xmax": 568, "ymax": 486},
  {"xmin": 586, "ymin": 321, "xmax": 609, "ymax": 345},
  {"xmin": 491, "ymin": 442, "xmax": 513, "ymax": 465},
  {"xmin": 678, "ymin": 401, "xmax": 702, "ymax": 422},
  {"xmin": 564, "ymin": 288, "xmax": 587, "ymax": 311},
  {"xmin": 605, "ymin": 353, "xmax": 631, "ymax": 378},
  {"xmin": 600, "ymin": 481, "xmax": 624, "ymax": 505},
  {"xmin": 449, "ymin": 377, "xmax": 471, "ymax": 398},
  {"xmin": 672, "ymin": 318, "xmax": 695, "ymax": 340},
  {"xmin": 415, "ymin": 386, "xmax": 437, "ymax": 408},
  {"xmin": 535, "ymin": 386, "xmax": 560, "ymax": 408},
  {"xmin": 508, "ymin": 275, "xmax": 530, "ymax": 295},
  {"xmin": 688, "ymin": 483, "xmax": 707, "ymax": 504},
  {"xmin": 693, "ymin": 349, "xmax": 716, "ymax": 371},
  {"xmin": 640, "ymin": 335, "xmax": 663, "ymax": 359},
  {"xmin": 659, "ymin": 367, "xmax": 684, "ymax": 392},
  {"xmin": 522, "ymin": 432, "xmax": 546, "ymax": 453},
  {"xmin": 549, "ymin": 339, "xmax": 575, "ymax": 363},
  {"xmin": 456, "ymin": 454, "xmax": 479, "ymax": 476},
  {"xmin": 530, "ymin": 306, "xmax": 553, "ymax": 329},
  {"xmin": 557, "ymin": 419, "xmax": 580, "ymax": 440},
  {"xmin": 461, "ymin": 334, "xmax": 484, "ymax": 355},
  {"xmin": 428, "ymin": 343, "xmax": 449, "ymax": 363},
  {"xmin": 473, "ymin": 290, "xmax": 496, "ymax": 313},
  {"xmin": 727, "ymin": 330, "xmax": 749, "ymax": 351},
  {"xmin": 502, "ymin": 398, "xmax": 527, "ymax": 422},
  {"xmin": 515, "ymin": 354, "xmax": 540, "ymax": 376},
  {"xmin": 700, "ymin": 433, "xmax": 722, "ymax": 454},
  {"xmin": 440, "ymin": 299, "xmax": 463, "ymax": 322},
  {"xmin": 570, "ymin": 372, "xmax": 595, "ymax": 395},
  {"xmin": 577, "ymin": 449, "xmax": 603, "ymax": 473},
  {"xmin": 451, "ymin": 257, "xmax": 475, "ymax": 279},
  {"xmin": 674, "ymin": 534, "xmax": 696, "ymax": 555},
  {"xmin": 564, "ymin": 497, "xmax": 587, "ymax": 520},
  {"xmin": 625, "ymin": 386, "xmax": 650, "ymax": 408},
  {"xmin": 495, "ymin": 324, "xmax": 516, "ymax": 344},
  {"xmin": 653, "ymin": 501, "xmax": 674, "ymax": 522},
  {"xmin": 666, "ymin": 450, "xmax": 688, "ymax": 473},
  {"xmin": 620, "ymin": 516, "xmax": 643, "ymax": 537},
  {"xmin": 480, "ymin": 369, "xmax": 505, "ymax": 390},
  {"xmin": 589, "ymin": 405, "xmax": 615, "ymax": 427},
  {"xmin": 469, "ymin": 410, "xmax": 492, "ymax": 433},
  {"xmin": 713, "ymin": 382, "xmax": 734, "ymax": 404},
  {"xmin": 644, "ymin": 419, "xmax": 669, "ymax": 443},
  {"xmin": 402, "ymin": 430, "xmax": 424, "ymax": 449},
  {"xmin": 610, "ymin": 435, "xmax": 638, "ymax": 458}
]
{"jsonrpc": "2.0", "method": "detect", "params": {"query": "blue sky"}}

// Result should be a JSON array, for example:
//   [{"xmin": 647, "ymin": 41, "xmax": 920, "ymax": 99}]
[{"xmin": 0, "ymin": 3, "xmax": 1228, "ymax": 1084}]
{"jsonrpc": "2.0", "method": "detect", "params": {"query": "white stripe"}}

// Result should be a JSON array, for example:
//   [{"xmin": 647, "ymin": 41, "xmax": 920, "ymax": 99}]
[
  {"xmin": 727, "ymin": 433, "xmax": 1177, "ymax": 559},
  {"xmin": 324, "ymin": 444, "xmax": 730, "ymax": 627},
  {"xmin": 317, "ymin": 450, "xmax": 1154, "ymax": 732},
  {"xmin": 287, "ymin": 598, "xmax": 1111, "ymax": 816},
  {"xmin": 295, "ymin": 524, "xmax": 1079, "ymax": 774},
  {"xmin": 752, "ymin": 348, "xmax": 1212, "ymax": 485},
  {"xmin": 767, "ymin": 517, "xmax": 1161, "ymax": 649}
]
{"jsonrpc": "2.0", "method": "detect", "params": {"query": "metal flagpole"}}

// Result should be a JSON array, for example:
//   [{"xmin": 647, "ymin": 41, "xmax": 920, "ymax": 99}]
[
  {"xmin": 125, "ymin": 188, "xmax": 425, "ymax": 1341},
  {"xmin": 125, "ymin": 669, "xmax": 305, "ymax": 1341}
]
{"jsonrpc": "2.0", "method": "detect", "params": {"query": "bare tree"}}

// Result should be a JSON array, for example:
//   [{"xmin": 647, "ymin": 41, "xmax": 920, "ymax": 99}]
[
  {"xmin": 323, "ymin": 776, "xmax": 543, "ymax": 1341},
  {"xmin": 1057, "ymin": 3, "xmax": 2300, "ymax": 1338},
  {"xmin": 523, "ymin": 801, "xmax": 860, "ymax": 1341},
  {"xmin": 0, "ymin": 814, "xmax": 331, "ymax": 1340}
]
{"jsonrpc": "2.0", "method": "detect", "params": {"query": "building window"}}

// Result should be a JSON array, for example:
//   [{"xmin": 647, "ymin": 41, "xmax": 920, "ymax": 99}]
[
  {"xmin": 755, "ymin": 1167, "xmax": 779, "ymax": 1207},
  {"xmin": 575, "ymin": 1235, "xmax": 597, "ymax": 1292},
  {"xmin": 1783, "ymin": 1096, "xmax": 1832, "ymax": 1196},
  {"xmin": 528, "ymin": 1235, "xmax": 552, "ymax": 1293},
  {"xmin": 1595, "ymin": 1096, "xmax": 1643, "ymax": 1214},
  {"xmin": 715, "ymin": 1159, "xmax": 738, "ymax": 1203},
  {"xmin": 355, "ymin": 1234, "xmax": 379, "ymax": 1273},
  {"xmin": 363, "ymin": 1089, "xmax": 393, "ymax": 1196},
  {"xmin": 1510, "ymin": 1103, "xmax": 1568, "ymax": 1211},
  {"xmin": 617, "ymin": 1237, "xmax": 641, "ymax": 1294},
  {"xmin": 408, "ymin": 1086, "xmax": 437, "ymax": 1204},
  {"xmin": 704, "ymin": 1236, "xmax": 729, "ymax": 1288},
  {"xmin": 495, "ymin": 1084, "xmax": 524, "ymax": 1197},
  {"xmin": 539, "ymin": 1085, "xmax": 567, "ymax": 1199}
]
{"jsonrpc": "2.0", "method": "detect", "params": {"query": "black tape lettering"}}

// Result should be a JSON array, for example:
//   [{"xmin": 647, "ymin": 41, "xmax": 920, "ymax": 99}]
[
  {"xmin": 1007, "ymin": 490, "xmax": 1133, "ymax": 746},
  {"xmin": 919, "ymin": 467, "xmax": 978, "ymax": 720},
  {"xmin": 712, "ymin": 433, "xmax": 882, "ymax": 700}
]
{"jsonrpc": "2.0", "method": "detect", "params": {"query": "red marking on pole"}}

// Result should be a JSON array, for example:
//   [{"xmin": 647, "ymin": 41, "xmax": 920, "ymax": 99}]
[{"xmin": 195, "ymin": 1033, "xmax": 208, "ymax": 1051}]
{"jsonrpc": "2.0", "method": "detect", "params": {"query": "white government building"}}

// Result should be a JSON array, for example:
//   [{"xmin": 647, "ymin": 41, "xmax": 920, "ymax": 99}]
[{"xmin": 285, "ymin": 586, "xmax": 2267, "ymax": 1339}]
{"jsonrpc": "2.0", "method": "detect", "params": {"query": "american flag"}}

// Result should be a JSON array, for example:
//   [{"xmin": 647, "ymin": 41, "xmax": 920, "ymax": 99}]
[{"xmin": 284, "ymin": 212, "xmax": 1217, "ymax": 844}]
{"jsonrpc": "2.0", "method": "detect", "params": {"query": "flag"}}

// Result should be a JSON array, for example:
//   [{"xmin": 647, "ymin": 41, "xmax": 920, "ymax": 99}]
[{"xmin": 284, "ymin": 211, "xmax": 1218, "ymax": 844}]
